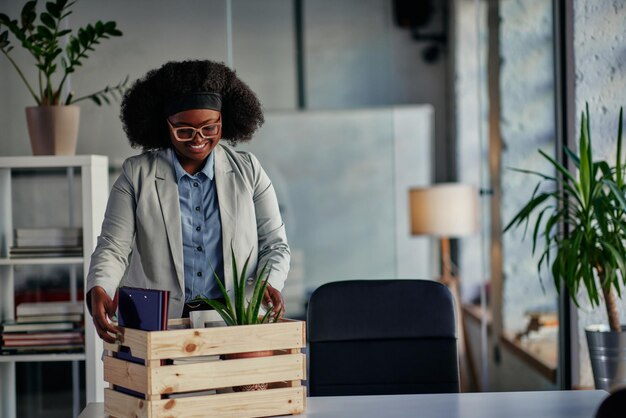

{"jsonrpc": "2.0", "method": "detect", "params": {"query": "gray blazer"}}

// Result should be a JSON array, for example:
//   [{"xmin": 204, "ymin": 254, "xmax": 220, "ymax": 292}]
[{"xmin": 86, "ymin": 144, "xmax": 290, "ymax": 317}]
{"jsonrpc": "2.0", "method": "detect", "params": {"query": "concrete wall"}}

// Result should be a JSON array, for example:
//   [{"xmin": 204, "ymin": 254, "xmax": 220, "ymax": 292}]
[
  {"xmin": 0, "ymin": 0, "xmax": 448, "ymax": 167},
  {"xmin": 499, "ymin": 0, "xmax": 557, "ymax": 334},
  {"xmin": 0, "ymin": 0, "xmax": 443, "ymax": 316}
]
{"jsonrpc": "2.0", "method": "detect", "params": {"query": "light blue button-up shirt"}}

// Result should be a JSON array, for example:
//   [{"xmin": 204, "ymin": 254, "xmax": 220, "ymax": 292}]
[{"xmin": 169, "ymin": 149, "xmax": 224, "ymax": 302}]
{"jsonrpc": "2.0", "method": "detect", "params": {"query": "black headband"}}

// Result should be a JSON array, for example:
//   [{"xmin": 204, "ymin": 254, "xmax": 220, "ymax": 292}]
[{"xmin": 164, "ymin": 92, "xmax": 222, "ymax": 117}]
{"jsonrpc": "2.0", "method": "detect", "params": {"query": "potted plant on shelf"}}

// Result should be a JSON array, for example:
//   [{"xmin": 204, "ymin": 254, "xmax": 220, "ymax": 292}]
[
  {"xmin": 193, "ymin": 248, "xmax": 282, "ymax": 391},
  {"xmin": 504, "ymin": 104, "xmax": 626, "ymax": 390},
  {"xmin": 0, "ymin": 0, "xmax": 126, "ymax": 155}
]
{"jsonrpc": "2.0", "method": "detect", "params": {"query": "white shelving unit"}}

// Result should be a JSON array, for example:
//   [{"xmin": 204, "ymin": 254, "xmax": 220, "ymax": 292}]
[{"xmin": 0, "ymin": 155, "xmax": 108, "ymax": 418}]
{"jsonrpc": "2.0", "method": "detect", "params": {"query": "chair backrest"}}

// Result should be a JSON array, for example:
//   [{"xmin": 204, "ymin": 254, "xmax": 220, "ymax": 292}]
[
  {"xmin": 307, "ymin": 279, "xmax": 459, "ymax": 396},
  {"xmin": 595, "ymin": 387, "xmax": 626, "ymax": 418}
]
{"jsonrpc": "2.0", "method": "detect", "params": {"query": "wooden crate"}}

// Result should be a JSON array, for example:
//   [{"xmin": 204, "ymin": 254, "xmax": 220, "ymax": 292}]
[{"xmin": 102, "ymin": 319, "xmax": 306, "ymax": 418}]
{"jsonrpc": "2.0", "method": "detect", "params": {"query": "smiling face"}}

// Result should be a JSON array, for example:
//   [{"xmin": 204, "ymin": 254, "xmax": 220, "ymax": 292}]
[{"xmin": 167, "ymin": 109, "xmax": 222, "ymax": 174}]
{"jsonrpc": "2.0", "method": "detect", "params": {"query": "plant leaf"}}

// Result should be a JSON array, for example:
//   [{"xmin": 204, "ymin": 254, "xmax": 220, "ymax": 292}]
[
  {"xmin": 538, "ymin": 149, "xmax": 578, "ymax": 188},
  {"xmin": 40, "ymin": 12, "xmax": 56, "ymax": 30},
  {"xmin": 36, "ymin": 25, "xmax": 53, "ymax": 40},
  {"xmin": 579, "ymin": 107, "xmax": 592, "ymax": 207},
  {"xmin": 237, "ymin": 249, "xmax": 253, "ymax": 324},
  {"xmin": 605, "ymin": 180, "xmax": 626, "ymax": 212},
  {"xmin": 617, "ymin": 107, "xmax": 624, "ymax": 188},
  {"xmin": 20, "ymin": 1, "xmax": 38, "ymax": 32},
  {"xmin": 46, "ymin": 1, "xmax": 61, "ymax": 18},
  {"xmin": 563, "ymin": 145, "xmax": 580, "ymax": 168},
  {"xmin": 247, "ymin": 263, "xmax": 270, "ymax": 324}
]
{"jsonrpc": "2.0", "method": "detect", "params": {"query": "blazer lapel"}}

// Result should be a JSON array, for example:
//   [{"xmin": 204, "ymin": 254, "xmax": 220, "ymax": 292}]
[
  {"xmin": 155, "ymin": 150, "xmax": 185, "ymax": 293},
  {"xmin": 215, "ymin": 145, "xmax": 238, "ymax": 291}
]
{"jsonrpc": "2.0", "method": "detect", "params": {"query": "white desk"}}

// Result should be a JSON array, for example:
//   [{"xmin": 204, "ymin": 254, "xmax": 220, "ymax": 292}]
[{"xmin": 79, "ymin": 390, "xmax": 607, "ymax": 418}]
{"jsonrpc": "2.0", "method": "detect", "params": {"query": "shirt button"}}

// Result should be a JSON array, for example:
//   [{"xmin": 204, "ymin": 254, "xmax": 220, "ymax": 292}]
[
  {"xmin": 196, "ymin": 246, "xmax": 202, "ymax": 252},
  {"xmin": 195, "ymin": 206, "xmax": 200, "ymax": 211},
  {"xmin": 196, "ymin": 226, "xmax": 201, "ymax": 231},
  {"xmin": 197, "ymin": 272, "xmax": 203, "ymax": 277},
  {"xmin": 193, "ymin": 182, "xmax": 199, "ymax": 187}
]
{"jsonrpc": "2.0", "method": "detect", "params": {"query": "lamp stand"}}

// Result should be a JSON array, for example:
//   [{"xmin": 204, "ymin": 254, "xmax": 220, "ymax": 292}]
[
  {"xmin": 440, "ymin": 236, "xmax": 453, "ymax": 286},
  {"xmin": 439, "ymin": 236, "xmax": 476, "ymax": 392}
]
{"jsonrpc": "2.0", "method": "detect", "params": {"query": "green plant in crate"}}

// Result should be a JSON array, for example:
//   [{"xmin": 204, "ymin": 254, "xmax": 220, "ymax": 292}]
[
  {"xmin": 195, "ymin": 248, "xmax": 282, "ymax": 326},
  {"xmin": 0, "ymin": 0, "xmax": 127, "ymax": 105},
  {"xmin": 504, "ymin": 104, "xmax": 626, "ymax": 332}
]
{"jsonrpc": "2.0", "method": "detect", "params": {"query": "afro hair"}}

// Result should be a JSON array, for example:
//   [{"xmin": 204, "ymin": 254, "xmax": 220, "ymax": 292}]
[{"xmin": 120, "ymin": 60, "xmax": 264, "ymax": 150}]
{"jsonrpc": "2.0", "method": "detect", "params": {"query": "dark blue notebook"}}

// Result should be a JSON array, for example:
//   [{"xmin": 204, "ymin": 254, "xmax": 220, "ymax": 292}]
[
  {"xmin": 115, "ymin": 286, "xmax": 169, "ymax": 397},
  {"xmin": 117, "ymin": 286, "xmax": 166, "ymax": 331}
]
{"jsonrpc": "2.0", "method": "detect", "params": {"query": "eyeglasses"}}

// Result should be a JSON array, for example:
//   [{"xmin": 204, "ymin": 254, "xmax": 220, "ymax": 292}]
[{"xmin": 167, "ymin": 119, "xmax": 222, "ymax": 142}]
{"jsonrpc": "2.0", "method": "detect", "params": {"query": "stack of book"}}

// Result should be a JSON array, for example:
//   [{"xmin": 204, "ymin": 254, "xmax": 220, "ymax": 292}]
[
  {"xmin": 10, "ymin": 227, "xmax": 83, "ymax": 258},
  {"xmin": 1, "ymin": 301, "xmax": 84, "ymax": 354}
]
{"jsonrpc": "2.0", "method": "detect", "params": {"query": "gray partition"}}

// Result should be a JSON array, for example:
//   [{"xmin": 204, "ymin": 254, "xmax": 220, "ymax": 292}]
[{"xmin": 242, "ymin": 106, "xmax": 434, "ymax": 316}]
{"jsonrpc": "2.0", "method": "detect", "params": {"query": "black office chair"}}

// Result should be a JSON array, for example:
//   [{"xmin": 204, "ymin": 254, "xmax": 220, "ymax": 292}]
[
  {"xmin": 307, "ymin": 279, "xmax": 459, "ymax": 396},
  {"xmin": 595, "ymin": 387, "xmax": 626, "ymax": 418}
]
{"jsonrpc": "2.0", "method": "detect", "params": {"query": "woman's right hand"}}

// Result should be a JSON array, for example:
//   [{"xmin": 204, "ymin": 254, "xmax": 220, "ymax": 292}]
[{"xmin": 89, "ymin": 286, "xmax": 120, "ymax": 343}]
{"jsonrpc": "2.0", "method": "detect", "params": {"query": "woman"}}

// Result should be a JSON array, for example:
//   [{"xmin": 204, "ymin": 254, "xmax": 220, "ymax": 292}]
[{"xmin": 87, "ymin": 60, "xmax": 290, "ymax": 343}]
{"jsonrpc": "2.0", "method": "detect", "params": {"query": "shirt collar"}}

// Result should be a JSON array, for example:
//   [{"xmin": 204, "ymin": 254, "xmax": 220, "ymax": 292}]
[{"xmin": 169, "ymin": 148, "xmax": 215, "ymax": 182}]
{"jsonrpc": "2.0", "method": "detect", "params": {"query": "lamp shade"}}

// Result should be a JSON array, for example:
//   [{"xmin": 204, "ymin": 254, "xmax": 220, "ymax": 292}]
[{"xmin": 409, "ymin": 183, "xmax": 479, "ymax": 237}]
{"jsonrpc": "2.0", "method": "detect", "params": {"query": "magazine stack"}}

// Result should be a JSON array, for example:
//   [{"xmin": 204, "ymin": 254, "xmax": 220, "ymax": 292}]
[
  {"xmin": 10, "ymin": 227, "xmax": 83, "ymax": 258},
  {"xmin": 1, "ymin": 301, "xmax": 84, "ymax": 354}
]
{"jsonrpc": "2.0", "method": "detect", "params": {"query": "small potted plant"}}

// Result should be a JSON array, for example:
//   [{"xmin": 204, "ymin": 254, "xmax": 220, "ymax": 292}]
[
  {"xmin": 504, "ymin": 104, "xmax": 626, "ymax": 390},
  {"xmin": 196, "ymin": 248, "xmax": 283, "ymax": 327},
  {"xmin": 193, "ymin": 248, "xmax": 282, "ymax": 391},
  {"xmin": 0, "ymin": 0, "xmax": 126, "ymax": 155}
]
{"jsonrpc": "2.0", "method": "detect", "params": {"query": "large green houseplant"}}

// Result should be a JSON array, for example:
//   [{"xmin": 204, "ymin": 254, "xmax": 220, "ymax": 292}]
[
  {"xmin": 505, "ymin": 104, "xmax": 626, "ymax": 390},
  {"xmin": 0, "ymin": 0, "xmax": 126, "ymax": 154}
]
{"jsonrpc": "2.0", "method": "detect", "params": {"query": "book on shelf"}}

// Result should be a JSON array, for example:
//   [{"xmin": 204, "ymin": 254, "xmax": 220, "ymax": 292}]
[
  {"xmin": 14, "ymin": 227, "xmax": 82, "ymax": 239},
  {"xmin": 2, "ymin": 338, "xmax": 84, "ymax": 347},
  {"xmin": 17, "ymin": 301, "xmax": 83, "ymax": 317},
  {"xmin": 2, "ymin": 331, "xmax": 83, "ymax": 341},
  {"xmin": 14, "ymin": 238, "xmax": 83, "ymax": 247},
  {"xmin": 17, "ymin": 313, "xmax": 83, "ymax": 323},
  {"xmin": 1, "ymin": 321, "xmax": 77, "ymax": 333},
  {"xmin": 12, "ymin": 227, "xmax": 83, "ymax": 252},
  {"xmin": 9, "ymin": 246, "xmax": 83, "ymax": 258},
  {"xmin": 1, "ymin": 344, "xmax": 84, "ymax": 354}
]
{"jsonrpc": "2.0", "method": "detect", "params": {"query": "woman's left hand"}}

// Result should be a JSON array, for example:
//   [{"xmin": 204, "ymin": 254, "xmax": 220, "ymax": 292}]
[{"xmin": 263, "ymin": 284, "xmax": 285, "ymax": 319}]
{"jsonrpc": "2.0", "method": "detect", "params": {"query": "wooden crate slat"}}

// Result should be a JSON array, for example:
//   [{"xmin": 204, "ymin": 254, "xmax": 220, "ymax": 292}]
[
  {"xmin": 104, "ymin": 356, "xmax": 149, "ymax": 394},
  {"xmin": 108, "ymin": 328, "xmax": 151, "ymax": 359},
  {"xmin": 104, "ymin": 388, "xmax": 150, "ymax": 418},
  {"xmin": 117, "ymin": 321, "xmax": 304, "ymax": 360},
  {"xmin": 150, "ymin": 386, "xmax": 306, "ymax": 418},
  {"xmin": 151, "ymin": 353, "xmax": 305, "ymax": 393}
]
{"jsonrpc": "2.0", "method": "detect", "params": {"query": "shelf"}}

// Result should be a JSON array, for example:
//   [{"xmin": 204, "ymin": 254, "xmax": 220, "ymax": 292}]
[
  {"xmin": 0, "ymin": 257, "xmax": 84, "ymax": 266},
  {"xmin": 0, "ymin": 352, "xmax": 85, "ymax": 362},
  {"xmin": 0, "ymin": 155, "xmax": 108, "ymax": 169},
  {"xmin": 0, "ymin": 154, "xmax": 109, "ymax": 417}
]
